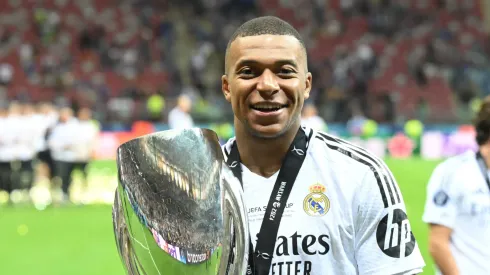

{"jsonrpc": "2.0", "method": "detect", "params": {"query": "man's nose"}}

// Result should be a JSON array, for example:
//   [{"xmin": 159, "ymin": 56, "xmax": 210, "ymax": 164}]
[{"xmin": 256, "ymin": 69, "xmax": 279, "ymax": 97}]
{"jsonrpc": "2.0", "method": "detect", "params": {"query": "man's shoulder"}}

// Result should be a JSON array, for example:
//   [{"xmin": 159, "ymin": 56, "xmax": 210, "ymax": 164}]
[
  {"xmin": 311, "ymin": 130, "xmax": 385, "ymax": 173},
  {"xmin": 442, "ymin": 150, "xmax": 474, "ymax": 165},
  {"xmin": 221, "ymin": 137, "xmax": 236, "ymax": 160},
  {"xmin": 426, "ymin": 151, "xmax": 477, "ymax": 194},
  {"xmin": 434, "ymin": 151, "xmax": 476, "ymax": 176}
]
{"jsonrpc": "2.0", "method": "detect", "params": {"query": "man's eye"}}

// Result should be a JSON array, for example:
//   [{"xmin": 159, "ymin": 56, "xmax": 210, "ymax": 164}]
[
  {"xmin": 277, "ymin": 68, "xmax": 296, "ymax": 78},
  {"xmin": 239, "ymin": 68, "xmax": 254, "ymax": 77},
  {"xmin": 279, "ymin": 68, "xmax": 295, "ymax": 75},
  {"xmin": 241, "ymin": 69, "xmax": 252, "ymax": 74}
]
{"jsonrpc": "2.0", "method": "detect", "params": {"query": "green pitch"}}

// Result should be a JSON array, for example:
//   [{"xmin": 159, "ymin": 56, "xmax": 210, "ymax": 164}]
[{"xmin": 0, "ymin": 158, "xmax": 441, "ymax": 275}]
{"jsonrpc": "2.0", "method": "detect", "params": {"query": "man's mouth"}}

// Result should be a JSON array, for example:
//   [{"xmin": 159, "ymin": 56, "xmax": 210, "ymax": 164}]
[{"xmin": 250, "ymin": 103, "xmax": 289, "ymax": 112}]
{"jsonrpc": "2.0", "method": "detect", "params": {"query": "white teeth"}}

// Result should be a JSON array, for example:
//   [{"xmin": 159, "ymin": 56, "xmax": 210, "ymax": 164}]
[
  {"xmin": 255, "ymin": 104, "xmax": 279, "ymax": 108},
  {"xmin": 252, "ymin": 104, "xmax": 283, "ymax": 109}
]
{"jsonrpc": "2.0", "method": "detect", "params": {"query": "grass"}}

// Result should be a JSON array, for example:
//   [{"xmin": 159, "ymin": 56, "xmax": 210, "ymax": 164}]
[
  {"xmin": 0, "ymin": 158, "xmax": 442, "ymax": 274},
  {"xmin": 0, "ymin": 204, "xmax": 124, "ymax": 275}
]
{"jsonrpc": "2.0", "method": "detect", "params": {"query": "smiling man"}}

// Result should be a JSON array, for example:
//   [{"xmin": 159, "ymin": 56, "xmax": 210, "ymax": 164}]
[{"xmin": 221, "ymin": 16, "xmax": 425, "ymax": 275}]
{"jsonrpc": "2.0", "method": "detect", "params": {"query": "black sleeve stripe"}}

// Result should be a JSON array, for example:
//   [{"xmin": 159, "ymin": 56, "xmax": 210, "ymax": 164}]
[
  {"xmin": 385, "ymin": 166, "xmax": 401, "ymax": 203},
  {"xmin": 317, "ymin": 132, "xmax": 402, "ymax": 205},
  {"xmin": 224, "ymin": 145, "xmax": 230, "ymax": 158},
  {"xmin": 315, "ymin": 135, "xmax": 390, "ymax": 208}
]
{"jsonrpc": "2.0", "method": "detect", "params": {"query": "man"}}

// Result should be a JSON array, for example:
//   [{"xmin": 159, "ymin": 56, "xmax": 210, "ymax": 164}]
[
  {"xmin": 12, "ymin": 103, "xmax": 38, "ymax": 194},
  {"xmin": 34, "ymin": 102, "xmax": 58, "ymax": 184},
  {"xmin": 221, "ymin": 16, "xmax": 425, "ymax": 274},
  {"xmin": 0, "ymin": 105, "xmax": 13, "ymax": 200},
  {"xmin": 423, "ymin": 96, "xmax": 490, "ymax": 275},
  {"xmin": 48, "ymin": 107, "xmax": 78, "ymax": 202},
  {"xmin": 73, "ymin": 107, "xmax": 99, "ymax": 197},
  {"xmin": 301, "ymin": 104, "xmax": 327, "ymax": 132},
  {"xmin": 2, "ymin": 102, "xmax": 22, "ymax": 196},
  {"xmin": 168, "ymin": 94, "xmax": 194, "ymax": 130}
]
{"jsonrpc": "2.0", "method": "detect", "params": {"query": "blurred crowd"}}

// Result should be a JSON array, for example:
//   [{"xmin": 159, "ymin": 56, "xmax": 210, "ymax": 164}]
[
  {"xmin": 0, "ymin": 102, "xmax": 99, "ymax": 204},
  {"xmin": 0, "ymin": 0, "xmax": 490, "ymax": 126}
]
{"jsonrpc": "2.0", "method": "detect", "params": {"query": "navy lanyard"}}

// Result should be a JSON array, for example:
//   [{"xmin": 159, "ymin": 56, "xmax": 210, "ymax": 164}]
[
  {"xmin": 475, "ymin": 151, "xmax": 490, "ymax": 193},
  {"xmin": 225, "ymin": 127, "xmax": 311, "ymax": 275}
]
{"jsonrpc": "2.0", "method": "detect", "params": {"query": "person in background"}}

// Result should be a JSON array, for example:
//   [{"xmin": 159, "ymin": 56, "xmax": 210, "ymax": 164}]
[
  {"xmin": 168, "ymin": 94, "xmax": 194, "ymax": 130},
  {"xmin": 423, "ymin": 95, "xmax": 490, "ymax": 275},
  {"xmin": 0, "ymin": 104, "xmax": 13, "ymax": 201},
  {"xmin": 34, "ymin": 102, "xmax": 58, "ymax": 185},
  {"xmin": 423, "ymin": 96, "xmax": 490, "ymax": 275},
  {"xmin": 48, "ymin": 107, "xmax": 78, "ymax": 203},
  {"xmin": 301, "ymin": 104, "xmax": 327, "ymax": 131},
  {"xmin": 11, "ymin": 103, "xmax": 38, "ymax": 197},
  {"xmin": 73, "ymin": 107, "xmax": 99, "ymax": 199},
  {"xmin": 5, "ymin": 102, "xmax": 22, "ymax": 195},
  {"xmin": 347, "ymin": 104, "xmax": 368, "ymax": 136}
]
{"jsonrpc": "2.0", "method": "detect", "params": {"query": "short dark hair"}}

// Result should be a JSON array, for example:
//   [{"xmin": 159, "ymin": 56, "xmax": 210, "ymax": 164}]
[
  {"xmin": 225, "ymin": 16, "xmax": 307, "ymax": 73},
  {"xmin": 474, "ymin": 95, "xmax": 490, "ymax": 145}
]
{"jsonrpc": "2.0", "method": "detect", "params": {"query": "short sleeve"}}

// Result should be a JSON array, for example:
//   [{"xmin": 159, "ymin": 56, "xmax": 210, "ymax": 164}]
[
  {"xmin": 354, "ymin": 165, "xmax": 425, "ymax": 275},
  {"xmin": 422, "ymin": 161, "xmax": 460, "ymax": 228}
]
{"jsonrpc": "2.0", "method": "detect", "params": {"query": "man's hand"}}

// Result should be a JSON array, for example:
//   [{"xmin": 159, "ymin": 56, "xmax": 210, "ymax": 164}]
[{"xmin": 428, "ymin": 224, "xmax": 459, "ymax": 275}]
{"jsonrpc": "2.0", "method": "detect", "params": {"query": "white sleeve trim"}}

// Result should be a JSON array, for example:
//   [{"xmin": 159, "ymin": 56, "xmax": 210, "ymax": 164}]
[
  {"xmin": 422, "ymin": 215, "xmax": 455, "ymax": 229},
  {"xmin": 397, "ymin": 268, "xmax": 423, "ymax": 275},
  {"xmin": 362, "ymin": 266, "xmax": 425, "ymax": 275}
]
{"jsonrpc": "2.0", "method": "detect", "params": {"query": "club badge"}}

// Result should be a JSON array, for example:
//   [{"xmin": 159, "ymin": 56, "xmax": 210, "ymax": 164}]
[{"xmin": 303, "ymin": 183, "xmax": 330, "ymax": 217}]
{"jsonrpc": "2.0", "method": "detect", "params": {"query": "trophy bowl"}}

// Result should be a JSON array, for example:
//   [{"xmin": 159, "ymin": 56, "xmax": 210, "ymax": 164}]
[{"xmin": 112, "ymin": 128, "xmax": 248, "ymax": 275}]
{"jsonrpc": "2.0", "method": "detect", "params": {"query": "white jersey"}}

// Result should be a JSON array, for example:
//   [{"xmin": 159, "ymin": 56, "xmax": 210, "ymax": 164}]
[
  {"xmin": 422, "ymin": 150, "xmax": 490, "ymax": 275},
  {"xmin": 34, "ymin": 112, "xmax": 58, "ymax": 152},
  {"xmin": 222, "ymin": 128, "xmax": 425, "ymax": 275},
  {"xmin": 168, "ymin": 107, "xmax": 194, "ymax": 130},
  {"xmin": 48, "ymin": 119, "xmax": 80, "ymax": 162},
  {"xmin": 73, "ymin": 120, "xmax": 99, "ymax": 162},
  {"xmin": 16, "ymin": 115, "xmax": 39, "ymax": 161},
  {"xmin": 0, "ymin": 116, "xmax": 15, "ymax": 162}
]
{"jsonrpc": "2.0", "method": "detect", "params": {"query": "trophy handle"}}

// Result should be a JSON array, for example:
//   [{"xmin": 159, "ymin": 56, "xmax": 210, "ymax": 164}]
[{"xmin": 218, "ymin": 164, "xmax": 249, "ymax": 275}]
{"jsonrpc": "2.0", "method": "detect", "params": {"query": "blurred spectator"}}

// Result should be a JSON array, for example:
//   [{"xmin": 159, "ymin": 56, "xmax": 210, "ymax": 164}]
[
  {"xmin": 168, "ymin": 95, "xmax": 194, "ymax": 130},
  {"xmin": 10, "ymin": 104, "xmax": 38, "ymax": 195},
  {"xmin": 35, "ymin": 102, "xmax": 58, "ymax": 184},
  {"xmin": 0, "ymin": 27, "xmax": 12, "ymax": 46},
  {"xmin": 0, "ymin": 63, "xmax": 13, "ymax": 86},
  {"xmin": 350, "ymin": 44, "xmax": 377, "ymax": 116},
  {"xmin": 375, "ymin": 93, "xmax": 396, "ymax": 123},
  {"xmin": 301, "ymin": 104, "xmax": 327, "ymax": 131},
  {"xmin": 0, "ymin": 106, "xmax": 14, "ymax": 197},
  {"xmin": 48, "ymin": 107, "xmax": 78, "ymax": 202},
  {"xmin": 347, "ymin": 106, "xmax": 368, "ymax": 136},
  {"xmin": 73, "ymin": 108, "xmax": 99, "ymax": 195}
]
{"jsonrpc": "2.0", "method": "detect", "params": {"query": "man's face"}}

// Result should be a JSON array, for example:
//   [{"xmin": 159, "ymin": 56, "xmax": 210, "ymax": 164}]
[
  {"xmin": 60, "ymin": 109, "xmax": 73, "ymax": 122},
  {"xmin": 78, "ymin": 108, "xmax": 92, "ymax": 121},
  {"xmin": 222, "ymin": 34, "xmax": 312, "ymax": 138}
]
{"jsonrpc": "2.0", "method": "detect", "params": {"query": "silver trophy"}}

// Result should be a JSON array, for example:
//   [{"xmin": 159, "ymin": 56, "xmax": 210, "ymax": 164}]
[{"xmin": 112, "ymin": 128, "xmax": 249, "ymax": 275}]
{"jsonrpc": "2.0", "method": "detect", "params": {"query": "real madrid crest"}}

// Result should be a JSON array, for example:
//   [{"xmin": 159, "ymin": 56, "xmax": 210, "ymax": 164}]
[{"xmin": 303, "ymin": 183, "xmax": 330, "ymax": 217}]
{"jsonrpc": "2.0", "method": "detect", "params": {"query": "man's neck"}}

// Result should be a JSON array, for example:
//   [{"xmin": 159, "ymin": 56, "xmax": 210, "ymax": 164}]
[
  {"xmin": 234, "ymin": 120, "xmax": 300, "ymax": 178},
  {"xmin": 480, "ymin": 144, "xmax": 490, "ymax": 169}
]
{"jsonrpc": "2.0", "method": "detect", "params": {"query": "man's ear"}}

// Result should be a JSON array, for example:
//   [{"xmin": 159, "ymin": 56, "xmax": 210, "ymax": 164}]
[
  {"xmin": 304, "ymin": 72, "xmax": 312, "ymax": 99},
  {"xmin": 222, "ymin": 75, "xmax": 231, "ymax": 102}
]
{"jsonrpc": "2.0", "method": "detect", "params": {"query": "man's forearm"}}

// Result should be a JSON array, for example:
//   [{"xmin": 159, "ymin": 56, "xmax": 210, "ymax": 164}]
[{"xmin": 429, "ymin": 241, "xmax": 459, "ymax": 275}]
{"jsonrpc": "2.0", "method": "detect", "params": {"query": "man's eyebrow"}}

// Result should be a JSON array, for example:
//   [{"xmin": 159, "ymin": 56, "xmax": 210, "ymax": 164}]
[{"xmin": 234, "ymin": 59, "xmax": 299, "ymax": 70}]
